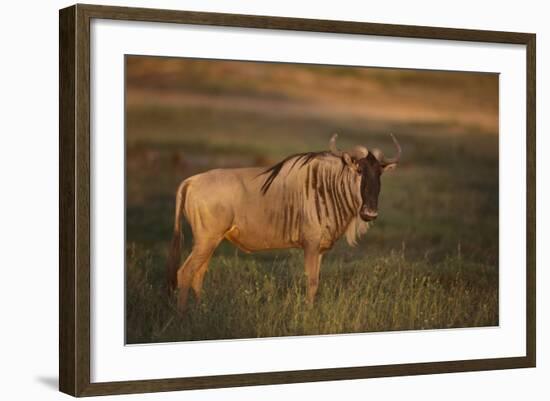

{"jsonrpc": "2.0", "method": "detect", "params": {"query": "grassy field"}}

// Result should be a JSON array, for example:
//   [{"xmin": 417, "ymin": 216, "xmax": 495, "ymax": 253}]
[{"xmin": 125, "ymin": 57, "xmax": 499, "ymax": 344}]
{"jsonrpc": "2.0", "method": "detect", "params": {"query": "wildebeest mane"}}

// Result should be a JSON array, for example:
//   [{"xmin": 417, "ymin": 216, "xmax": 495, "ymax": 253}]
[{"xmin": 259, "ymin": 151, "xmax": 330, "ymax": 195}]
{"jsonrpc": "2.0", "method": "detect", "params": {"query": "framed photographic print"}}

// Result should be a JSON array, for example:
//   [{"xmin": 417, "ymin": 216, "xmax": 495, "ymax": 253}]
[{"xmin": 59, "ymin": 3, "xmax": 536, "ymax": 397}]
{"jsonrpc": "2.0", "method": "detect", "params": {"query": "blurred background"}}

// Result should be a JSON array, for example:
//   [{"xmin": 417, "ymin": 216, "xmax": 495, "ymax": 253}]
[{"xmin": 125, "ymin": 56, "xmax": 499, "ymax": 343}]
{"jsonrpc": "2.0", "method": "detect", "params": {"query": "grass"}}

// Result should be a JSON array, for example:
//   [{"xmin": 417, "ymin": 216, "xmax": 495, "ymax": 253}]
[
  {"xmin": 125, "ymin": 57, "xmax": 499, "ymax": 344},
  {"xmin": 126, "ymin": 247, "xmax": 497, "ymax": 343}
]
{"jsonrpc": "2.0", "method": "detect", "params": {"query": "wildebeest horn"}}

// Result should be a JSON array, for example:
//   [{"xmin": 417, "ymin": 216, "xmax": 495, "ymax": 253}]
[
  {"xmin": 329, "ymin": 134, "xmax": 343, "ymax": 157},
  {"xmin": 373, "ymin": 133, "xmax": 401, "ymax": 165},
  {"xmin": 384, "ymin": 133, "xmax": 402, "ymax": 164},
  {"xmin": 329, "ymin": 134, "xmax": 369, "ymax": 159}
]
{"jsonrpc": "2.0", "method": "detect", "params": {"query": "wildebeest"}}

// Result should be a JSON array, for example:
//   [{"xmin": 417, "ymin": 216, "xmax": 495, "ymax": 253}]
[{"xmin": 168, "ymin": 134, "xmax": 401, "ymax": 311}]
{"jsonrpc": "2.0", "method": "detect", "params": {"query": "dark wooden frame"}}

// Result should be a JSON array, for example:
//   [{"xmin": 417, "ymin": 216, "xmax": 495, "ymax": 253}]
[{"xmin": 59, "ymin": 3, "xmax": 536, "ymax": 397}]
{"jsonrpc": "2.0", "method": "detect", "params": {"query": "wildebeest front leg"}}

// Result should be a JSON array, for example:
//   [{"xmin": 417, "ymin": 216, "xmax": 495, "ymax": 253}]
[
  {"xmin": 304, "ymin": 246, "xmax": 322, "ymax": 304},
  {"xmin": 177, "ymin": 241, "xmax": 218, "ymax": 312}
]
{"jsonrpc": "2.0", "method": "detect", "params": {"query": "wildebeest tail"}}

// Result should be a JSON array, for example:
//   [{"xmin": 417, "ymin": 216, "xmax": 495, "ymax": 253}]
[{"xmin": 167, "ymin": 180, "xmax": 188, "ymax": 290}]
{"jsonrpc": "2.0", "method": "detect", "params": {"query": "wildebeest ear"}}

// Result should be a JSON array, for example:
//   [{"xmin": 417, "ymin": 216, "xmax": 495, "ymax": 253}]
[
  {"xmin": 382, "ymin": 162, "xmax": 398, "ymax": 173},
  {"xmin": 342, "ymin": 153, "xmax": 360, "ymax": 173}
]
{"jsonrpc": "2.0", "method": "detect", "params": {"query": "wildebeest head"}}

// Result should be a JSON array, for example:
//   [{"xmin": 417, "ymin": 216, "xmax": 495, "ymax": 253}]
[{"xmin": 329, "ymin": 134, "xmax": 401, "ymax": 222}]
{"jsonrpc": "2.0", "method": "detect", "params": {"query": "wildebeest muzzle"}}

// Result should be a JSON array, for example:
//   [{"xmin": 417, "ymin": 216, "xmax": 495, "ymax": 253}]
[{"xmin": 360, "ymin": 206, "xmax": 378, "ymax": 221}]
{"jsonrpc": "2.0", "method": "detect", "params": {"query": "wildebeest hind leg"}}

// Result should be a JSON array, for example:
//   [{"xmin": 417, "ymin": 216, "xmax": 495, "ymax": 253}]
[
  {"xmin": 177, "ymin": 240, "xmax": 219, "ymax": 312},
  {"xmin": 191, "ymin": 258, "xmax": 212, "ymax": 303}
]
